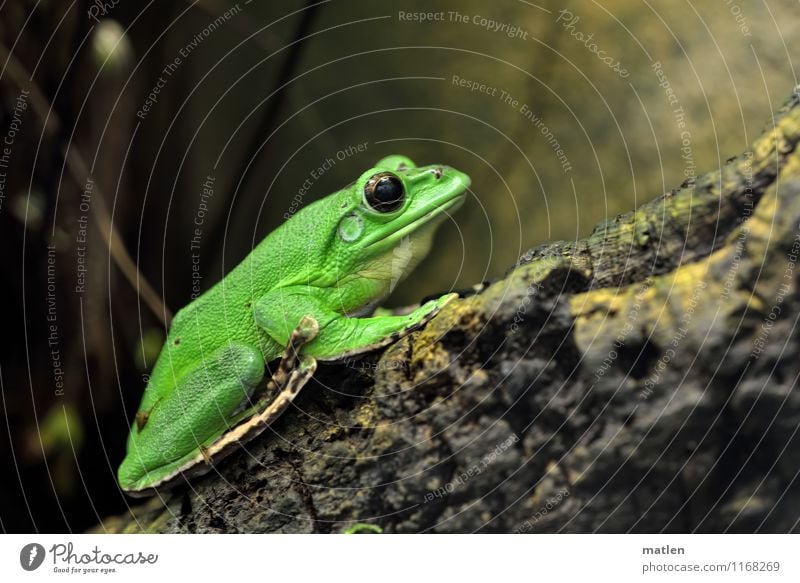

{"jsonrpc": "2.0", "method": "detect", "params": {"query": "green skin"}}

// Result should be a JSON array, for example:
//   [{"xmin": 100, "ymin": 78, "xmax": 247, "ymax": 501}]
[{"xmin": 118, "ymin": 155, "xmax": 470, "ymax": 495}]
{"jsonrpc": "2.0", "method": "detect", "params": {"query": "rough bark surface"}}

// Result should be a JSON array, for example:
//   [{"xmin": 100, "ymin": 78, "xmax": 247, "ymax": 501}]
[{"xmin": 98, "ymin": 87, "xmax": 800, "ymax": 534}]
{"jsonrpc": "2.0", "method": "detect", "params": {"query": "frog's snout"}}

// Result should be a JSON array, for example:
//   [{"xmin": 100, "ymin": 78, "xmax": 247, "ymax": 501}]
[{"xmin": 443, "ymin": 166, "xmax": 472, "ymax": 191}]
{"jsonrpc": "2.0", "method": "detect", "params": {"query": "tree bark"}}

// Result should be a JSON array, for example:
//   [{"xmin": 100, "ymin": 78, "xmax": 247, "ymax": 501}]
[{"xmin": 98, "ymin": 86, "xmax": 800, "ymax": 534}]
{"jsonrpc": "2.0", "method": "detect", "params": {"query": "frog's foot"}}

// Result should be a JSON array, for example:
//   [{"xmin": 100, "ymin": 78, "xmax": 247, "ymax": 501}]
[
  {"xmin": 410, "ymin": 292, "xmax": 458, "ymax": 320},
  {"xmin": 265, "ymin": 315, "xmax": 319, "ymax": 396},
  {"xmin": 421, "ymin": 281, "xmax": 493, "ymax": 303},
  {"xmin": 386, "ymin": 292, "xmax": 457, "ymax": 340},
  {"xmin": 318, "ymin": 292, "xmax": 458, "ymax": 362},
  {"xmin": 250, "ymin": 355, "xmax": 317, "ymax": 430}
]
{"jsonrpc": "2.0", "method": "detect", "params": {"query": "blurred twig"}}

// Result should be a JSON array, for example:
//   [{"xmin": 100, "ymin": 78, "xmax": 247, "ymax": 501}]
[
  {"xmin": 0, "ymin": 41, "xmax": 173, "ymax": 327},
  {"xmin": 204, "ymin": 0, "xmax": 323, "ymax": 258},
  {"xmin": 231, "ymin": 0, "xmax": 322, "ymax": 191}
]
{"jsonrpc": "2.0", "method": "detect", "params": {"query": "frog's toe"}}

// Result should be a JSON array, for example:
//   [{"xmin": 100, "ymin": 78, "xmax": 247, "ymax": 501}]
[
  {"xmin": 437, "ymin": 292, "xmax": 458, "ymax": 308},
  {"xmin": 297, "ymin": 315, "xmax": 320, "ymax": 343},
  {"xmin": 412, "ymin": 292, "xmax": 457, "ymax": 320},
  {"xmin": 297, "ymin": 354, "xmax": 317, "ymax": 374}
]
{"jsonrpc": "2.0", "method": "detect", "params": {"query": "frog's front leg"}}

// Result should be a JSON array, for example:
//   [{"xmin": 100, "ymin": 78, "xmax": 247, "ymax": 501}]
[{"xmin": 253, "ymin": 287, "xmax": 456, "ymax": 361}]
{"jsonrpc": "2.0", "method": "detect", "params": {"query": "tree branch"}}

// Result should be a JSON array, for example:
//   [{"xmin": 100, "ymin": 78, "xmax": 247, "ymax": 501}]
[{"xmin": 98, "ymin": 86, "xmax": 800, "ymax": 534}]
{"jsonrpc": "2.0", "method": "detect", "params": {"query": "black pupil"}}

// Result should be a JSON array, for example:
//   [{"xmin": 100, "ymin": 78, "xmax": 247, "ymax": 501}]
[{"xmin": 368, "ymin": 175, "xmax": 404, "ymax": 212}]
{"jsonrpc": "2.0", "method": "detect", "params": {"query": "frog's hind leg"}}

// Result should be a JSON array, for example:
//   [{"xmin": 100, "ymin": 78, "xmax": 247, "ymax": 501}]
[
  {"xmin": 119, "ymin": 341, "xmax": 265, "ymax": 495},
  {"xmin": 186, "ymin": 316, "xmax": 320, "ymax": 477}
]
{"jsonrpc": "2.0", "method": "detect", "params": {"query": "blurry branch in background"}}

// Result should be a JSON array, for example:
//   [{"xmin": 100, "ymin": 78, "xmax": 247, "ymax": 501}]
[
  {"xmin": 193, "ymin": 0, "xmax": 335, "ymax": 153},
  {"xmin": 0, "ymin": 41, "xmax": 173, "ymax": 327},
  {"xmin": 228, "ymin": 0, "xmax": 322, "ymax": 191},
  {"xmin": 63, "ymin": 149, "xmax": 173, "ymax": 327},
  {"xmin": 196, "ymin": 0, "xmax": 286, "ymax": 50},
  {"xmin": 204, "ymin": 0, "xmax": 323, "ymax": 258}
]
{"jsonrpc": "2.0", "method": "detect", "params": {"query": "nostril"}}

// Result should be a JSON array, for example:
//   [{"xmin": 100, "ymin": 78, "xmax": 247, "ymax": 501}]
[{"xmin": 431, "ymin": 167, "xmax": 443, "ymax": 179}]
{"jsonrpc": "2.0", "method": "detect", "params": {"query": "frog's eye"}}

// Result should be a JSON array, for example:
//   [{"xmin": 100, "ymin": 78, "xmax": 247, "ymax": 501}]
[{"xmin": 364, "ymin": 172, "xmax": 404, "ymax": 213}]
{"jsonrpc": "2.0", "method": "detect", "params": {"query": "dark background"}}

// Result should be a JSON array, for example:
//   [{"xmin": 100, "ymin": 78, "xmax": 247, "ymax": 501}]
[{"xmin": 0, "ymin": 0, "xmax": 798, "ymax": 532}]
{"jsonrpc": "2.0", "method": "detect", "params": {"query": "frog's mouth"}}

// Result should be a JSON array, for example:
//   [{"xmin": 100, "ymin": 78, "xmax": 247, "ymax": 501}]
[{"xmin": 361, "ymin": 188, "xmax": 468, "ymax": 254}]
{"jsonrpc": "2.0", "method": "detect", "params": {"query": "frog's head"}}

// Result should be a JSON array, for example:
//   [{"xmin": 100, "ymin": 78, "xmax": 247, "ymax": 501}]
[
  {"xmin": 322, "ymin": 155, "xmax": 470, "ymax": 295},
  {"xmin": 336, "ymin": 154, "xmax": 469, "ymax": 253}
]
